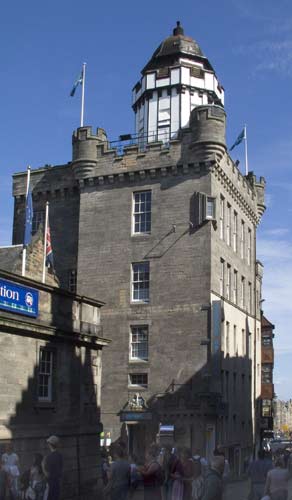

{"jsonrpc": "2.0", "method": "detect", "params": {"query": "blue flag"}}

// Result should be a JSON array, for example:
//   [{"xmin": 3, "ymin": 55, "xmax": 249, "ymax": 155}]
[
  {"xmin": 24, "ymin": 189, "xmax": 33, "ymax": 246},
  {"xmin": 70, "ymin": 70, "xmax": 83, "ymax": 97},
  {"xmin": 230, "ymin": 129, "xmax": 245, "ymax": 151}
]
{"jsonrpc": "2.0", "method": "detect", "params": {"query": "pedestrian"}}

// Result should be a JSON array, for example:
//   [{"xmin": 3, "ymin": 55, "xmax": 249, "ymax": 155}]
[
  {"xmin": 0, "ymin": 462, "xmax": 6, "ymax": 500},
  {"xmin": 179, "ymin": 448, "xmax": 195, "ymax": 500},
  {"xmin": 213, "ymin": 448, "xmax": 230, "ymax": 485},
  {"xmin": 129, "ymin": 454, "xmax": 141, "ymax": 496},
  {"xmin": 191, "ymin": 451, "xmax": 204, "ymax": 500},
  {"xmin": 25, "ymin": 453, "xmax": 46, "ymax": 500},
  {"xmin": 264, "ymin": 457, "xmax": 289, "ymax": 500},
  {"xmin": 105, "ymin": 444, "xmax": 130, "ymax": 500},
  {"xmin": 139, "ymin": 444, "xmax": 163, "ymax": 500},
  {"xmin": 42, "ymin": 435, "xmax": 63, "ymax": 500},
  {"xmin": 1, "ymin": 441, "xmax": 20, "ymax": 500},
  {"xmin": 248, "ymin": 450, "xmax": 272, "ymax": 500},
  {"xmin": 159, "ymin": 445, "xmax": 173, "ymax": 500},
  {"xmin": 169, "ymin": 448, "xmax": 184, "ymax": 500},
  {"xmin": 193, "ymin": 450, "xmax": 208, "ymax": 478},
  {"xmin": 201, "ymin": 455, "xmax": 224, "ymax": 500}
]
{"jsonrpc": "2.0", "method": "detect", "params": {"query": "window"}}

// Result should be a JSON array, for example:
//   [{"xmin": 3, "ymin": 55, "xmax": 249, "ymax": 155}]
[
  {"xmin": 68, "ymin": 269, "xmax": 77, "ymax": 293},
  {"xmin": 220, "ymin": 259, "xmax": 225, "ymax": 296},
  {"xmin": 32, "ymin": 210, "xmax": 45, "ymax": 235},
  {"xmin": 130, "ymin": 326, "xmax": 149, "ymax": 360},
  {"xmin": 262, "ymin": 364, "xmax": 273, "ymax": 384},
  {"xmin": 240, "ymin": 220, "xmax": 245, "ymax": 259},
  {"xmin": 133, "ymin": 191, "xmax": 152, "ymax": 234},
  {"xmin": 129, "ymin": 373, "xmax": 148, "ymax": 388},
  {"xmin": 226, "ymin": 264, "xmax": 231, "ymax": 300},
  {"xmin": 220, "ymin": 196, "xmax": 224, "ymax": 240},
  {"xmin": 248, "ymin": 282, "xmax": 252, "ymax": 314},
  {"xmin": 38, "ymin": 348, "xmax": 53, "ymax": 401},
  {"xmin": 241, "ymin": 276, "xmax": 246, "ymax": 309},
  {"xmin": 242, "ymin": 329, "xmax": 245, "ymax": 356},
  {"xmin": 262, "ymin": 336, "xmax": 272, "ymax": 347},
  {"xmin": 132, "ymin": 262, "xmax": 150, "ymax": 302},
  {"xmin": 233, "ymin": 325, "xmax": 237, "ymax": 355},
  {"xmin": 226, "ymin": 321, "xmax": 230, "ymax": 355},
  {"xmin": 247, "ymin": 228, "xmax": 252, "ymax": 265},
  {"xmin": 233, "ymin": 269, "xmax": 238, "ymax": 304},
  {"xmin": 226, "ymin": 203, "xmax": 231, "ymax": 246},
  {"xmin": 262, "ymin": 400, "xmax": 272, "ymax": 417},
  {"xmin": 233, "ymin": 211, "xmax": 238, "ymax": 252},
  {"xmin": 206, "ymin": 197, "xmax": 216, "ymax": 220}
]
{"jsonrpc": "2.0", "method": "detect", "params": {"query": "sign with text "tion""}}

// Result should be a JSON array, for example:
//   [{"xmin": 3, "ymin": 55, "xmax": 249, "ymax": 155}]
[{"xmin": 0, "ymin": 278, "xmax": 39, "ymax": 318}]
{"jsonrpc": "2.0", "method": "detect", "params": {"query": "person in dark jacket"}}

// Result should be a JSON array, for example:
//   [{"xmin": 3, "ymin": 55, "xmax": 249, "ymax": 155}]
[
  {"xmin": 42, "ymin": 435, "xmax": 63, "ymax": 500},
  {"xmin": 201, "ymin": 456, "xmax": 224, "ymax": 500}
]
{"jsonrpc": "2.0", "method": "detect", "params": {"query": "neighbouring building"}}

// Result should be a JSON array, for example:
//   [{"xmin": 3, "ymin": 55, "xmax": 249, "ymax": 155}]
[
  {"xmin": 273, "ymin": 399, "xmax": 292, "ymax": 433},
  {"xmin": 10, "ymin": 22, "xmax": 265, "ymax": 472},
  {"xmin": 260, "ymin": 314, "xmax": 275, "ymax": 440},
  {"xmin": 0, "ymin": 257, "xmax": 109, "ymax": 499}
]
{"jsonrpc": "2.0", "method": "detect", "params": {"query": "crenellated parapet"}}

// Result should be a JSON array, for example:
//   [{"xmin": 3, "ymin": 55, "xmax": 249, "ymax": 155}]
[{"xmin": 189, "ymin": 105, "xmax": 227, "ymax": 162}]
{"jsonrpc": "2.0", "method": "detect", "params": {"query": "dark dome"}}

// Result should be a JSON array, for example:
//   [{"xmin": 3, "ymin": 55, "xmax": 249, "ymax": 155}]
[{"xmin": 142, "ymin": 22, "xmax": 206, "ymax": 73}]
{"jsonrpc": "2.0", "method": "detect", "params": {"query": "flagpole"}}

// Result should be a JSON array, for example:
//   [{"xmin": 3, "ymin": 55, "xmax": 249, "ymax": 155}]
[
  {"xmin": 42, "ymin": 201, "xmax": 49, "ymax": 284},
  {"xmin": 244, "ymin": 124, "xmax": 249, "ymax": 176},
  {"xmin": 22, "ymin": 166, "xmax": 31, "ymax": 277},
  {"xmin": 80, "ymin": 62, "xmax": 86, "ymax": 127}
]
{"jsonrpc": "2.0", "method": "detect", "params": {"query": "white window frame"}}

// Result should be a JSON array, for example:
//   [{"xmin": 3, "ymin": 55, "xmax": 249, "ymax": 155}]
[
  {"xmin": 233, "ymin": 211, "xmax": 238, "ymax": 252},
  {"xmin": 226, "ymin": 203, "xmax": 231, "ymax": 246},
  {"xmin": 240, "ymin": 220, "xmax": 245, "ymax": 259},
  {"xmin": 220, "ymin": 259, "xmax": 225, "ymax": 296},
  {"xmin": 242, "ymin": 328, "xmax": 245, "ymax": 356},
  {"xmin": 233, "ymin": 269, "xmax": 238, "ymax": 304},
  {"xmin": 131, "ymin": 262, "xmax": 150, "ymax": 303},
  {"xmin": 233, "ymin": 325, "xmax": 237, "ymax": 356},
  {"xmin": 220, "ymin": 196, "xmax": 224, "ymax": 240},
  {"xmin": 248, "ymin": 282, "xmax": 252, "ymax": 313},
  {"xmin": 128, "ymin": 373, "xmax": 148, "ymax": 388},
  {"xmin": 241, "ymin": 276, "xmax": 246, "ymax": 309},
  {"xmin": 132, "ymin": 191, "xmax": 152, "ymax": 234},
  {"xmin": 206, "ymin": 197, "xmax": 216, "ymax": 220},
  {"xmin": 226, "ymin": 264, "xmax": 231, "ymax": 300},
  {"xmin": 226, "ymin": 322, "xmax": 230, "ymax": 355},
  {"xmin": 130, "ymin": 326, "xmax": 149, "ymax": 361},
  {"xmin": 247, "ymin": 228, "xmax": 252, "ymax": 265},
  {"xmin": 38, "ymin": 348, "xmax": 53, "ymax": 402}
]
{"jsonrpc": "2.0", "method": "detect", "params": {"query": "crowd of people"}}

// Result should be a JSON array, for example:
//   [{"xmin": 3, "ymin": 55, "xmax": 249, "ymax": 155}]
[
  {"xmin": 101, "ymin": 442, "xmax": 229, "ymax": 500},
  {"xmin": 0, "ymin": 436, "xmax": 63, "ymax": 500}
]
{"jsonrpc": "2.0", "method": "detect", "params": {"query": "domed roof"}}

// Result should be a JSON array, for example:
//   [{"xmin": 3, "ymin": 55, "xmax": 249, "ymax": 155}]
[{"xmin": 142, "ymin": 22, "xmax": 207, "ymax": 73}]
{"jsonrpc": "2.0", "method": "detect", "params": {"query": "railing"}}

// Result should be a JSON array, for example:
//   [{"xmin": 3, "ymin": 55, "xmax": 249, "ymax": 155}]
[{"xmin": 109, "ymin": 129, "xmax": 178, "ymax": 156}]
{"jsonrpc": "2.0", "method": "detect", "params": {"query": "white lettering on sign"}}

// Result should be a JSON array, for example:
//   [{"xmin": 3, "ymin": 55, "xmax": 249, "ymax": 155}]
[{"xmin": 0, "ymin": 285, "xmax": 20, "ymax": 301}]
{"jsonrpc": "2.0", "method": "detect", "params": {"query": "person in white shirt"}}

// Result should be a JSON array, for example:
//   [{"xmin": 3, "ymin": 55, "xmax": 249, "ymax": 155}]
[{"xmin": 1, "ymin": 442, "xmax": 20, "ymax": 499}]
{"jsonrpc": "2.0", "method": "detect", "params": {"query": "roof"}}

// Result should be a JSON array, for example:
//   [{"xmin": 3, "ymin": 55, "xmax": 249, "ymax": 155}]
[
  {"xmin": 142, "ymin": 22, "xmax": 211, "ymax": 73},
  {"xmin": 262, "ymin": 315, "xmax": 275, "ymax": 330}
]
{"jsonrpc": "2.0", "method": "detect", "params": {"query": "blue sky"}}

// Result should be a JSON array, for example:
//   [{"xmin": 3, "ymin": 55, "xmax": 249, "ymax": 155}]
[{"xmin": 1, "ymin": 0, "xmax": 291, "ymax": 399}]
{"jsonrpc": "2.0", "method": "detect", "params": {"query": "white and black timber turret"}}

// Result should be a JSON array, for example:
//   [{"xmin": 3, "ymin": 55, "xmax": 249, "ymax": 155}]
[{"xmin": 132, "ymin": 21, "xmax": 225, "ymax": 144}]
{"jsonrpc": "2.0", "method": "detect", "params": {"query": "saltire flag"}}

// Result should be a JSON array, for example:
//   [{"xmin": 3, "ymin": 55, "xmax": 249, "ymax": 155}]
[
  {"xmin": 229, "ymin": 128, "xmax": 245, "ymax": 151},
  {"xmin": 24, "ymin": 189, "xmax": 33, "ymax": 246},
  {"xmin": 45, "ymin": 223, "xmax": 54, "ymax": 270},
  {"xmin": 70, "ymin": 69, "xmax": 83, "ymax": 97}
]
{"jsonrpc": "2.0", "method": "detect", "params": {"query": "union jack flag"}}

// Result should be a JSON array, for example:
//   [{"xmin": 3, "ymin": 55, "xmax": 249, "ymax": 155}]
[{"xmin": 46, "ymin": 224, "xmax": 54, "ymax": 270}]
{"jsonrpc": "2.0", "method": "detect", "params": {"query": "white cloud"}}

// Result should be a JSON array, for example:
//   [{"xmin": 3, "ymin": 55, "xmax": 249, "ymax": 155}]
[{"xmin": 263, "ymin": 228, "xmax": 290, "ymax": 237}]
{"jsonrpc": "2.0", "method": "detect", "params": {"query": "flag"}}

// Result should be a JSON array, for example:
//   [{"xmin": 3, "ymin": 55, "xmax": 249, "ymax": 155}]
[
  {"xmin": 45, "ymin": 223, "xmax": 54, "ymax": 270},
  {"xmin": 24, "ymin": 189, "xmax": 33, "ymax": 246},
  {"xmin": 70, "ymin": 69, "xmax": 83, "ymax": 97},
  {"xmin": 229, "ymin": 128, "xmax": 245, "ymax": 151}
]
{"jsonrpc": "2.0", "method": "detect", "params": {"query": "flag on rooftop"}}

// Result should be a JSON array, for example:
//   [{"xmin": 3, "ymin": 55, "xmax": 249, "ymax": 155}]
[
  {"xmin": 229, "ymin": 128, "xmax": 245, "ymax": 151},
  {"xmin": 45, "ymin": 223, "xmax": 54, "ymax": 271},
  {"xmin": 24, "ymin": 186, "xmax": 33, "ymax": 246},
  {"xmin": 70, "ymin": 69, "xmax": 83, "ymax": 97}
]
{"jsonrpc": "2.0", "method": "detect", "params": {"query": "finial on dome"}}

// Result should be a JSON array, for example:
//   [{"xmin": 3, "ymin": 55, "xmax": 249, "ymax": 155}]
[{"xmin": 173, "ymin": 21, "xmax": 184, "ymax": 36}]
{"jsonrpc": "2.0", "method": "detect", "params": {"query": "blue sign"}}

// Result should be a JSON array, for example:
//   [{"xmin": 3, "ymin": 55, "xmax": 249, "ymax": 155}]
[
  {"xmin": 0, "ymin": 278, "xmax": 39, "ymax": 318},
  {"xmin": 120, "ymin": 411, "xmax": 152, "ymax": 422}
]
